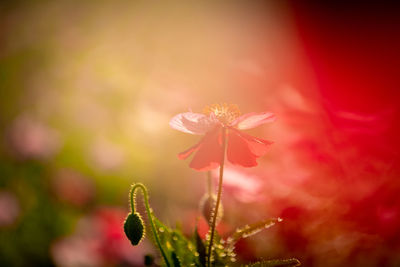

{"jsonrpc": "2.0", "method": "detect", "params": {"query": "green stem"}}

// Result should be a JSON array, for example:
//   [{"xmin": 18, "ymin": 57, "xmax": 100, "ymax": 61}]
[
  {"xmin": 130, "ymin": 183, "xmax": 171, "ymax": 267},
  {"xmin": 206, "ymin": 127, "xmax": 227, "ymax": 267}
]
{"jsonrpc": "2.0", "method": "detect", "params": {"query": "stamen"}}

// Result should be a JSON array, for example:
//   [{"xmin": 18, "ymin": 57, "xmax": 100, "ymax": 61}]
[{"xmin": 203, "ymin": 103, "xmax": 241, "ymax": 125}]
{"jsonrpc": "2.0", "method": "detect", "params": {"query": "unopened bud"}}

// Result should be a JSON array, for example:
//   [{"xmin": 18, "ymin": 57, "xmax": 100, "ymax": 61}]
[
  {"xmin": 124, "ymin": 212, "xmax": 145, "ymax": 245},
  {"xmin": 199, "ymin": 194, "xmax": 223, "ymax": 225}
]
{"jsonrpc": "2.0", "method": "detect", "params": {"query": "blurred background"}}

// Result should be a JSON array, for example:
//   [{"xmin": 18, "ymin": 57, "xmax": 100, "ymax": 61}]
[{"xmin": 0, "ymin": 1, "xmax": 399, "ymax": 266}]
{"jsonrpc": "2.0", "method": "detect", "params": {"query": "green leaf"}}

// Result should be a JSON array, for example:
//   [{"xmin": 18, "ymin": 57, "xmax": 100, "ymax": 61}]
[
  {"xmin": 205, "ymin": 230, "xmax": 237, "ymax": 266},
  {"xmin": 245, "ymin": 258, "xmax": 301, "ymax": 267},
  {"xmin": 153, "ymin": 217, "xmax": 202, "ymax": 267},
  {"xmin": 171, "ymin": 252, "xmax": 181, "ymax": 267},
  {"xmin": 194, "ymin": 227, "xmax": 206, "ymax": 267},
  {"xmin": 228, "ymin": 218, "xmax": 282, "ymax": 248}
]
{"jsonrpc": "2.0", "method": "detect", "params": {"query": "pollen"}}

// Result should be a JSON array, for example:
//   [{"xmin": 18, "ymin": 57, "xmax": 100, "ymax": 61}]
[{"xmin": 203, "ymin": 103, "xmax": 241, "ymax": 124}]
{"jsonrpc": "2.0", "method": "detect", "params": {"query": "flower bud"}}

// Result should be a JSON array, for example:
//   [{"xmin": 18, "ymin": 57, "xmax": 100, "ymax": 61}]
[
  {"xmin": 199, "ymin": 194, "xmax": 223, "ymax": 225},
  {"xmin": 124, "ymin": 212, "xmax": 145, "ymax": 245}
]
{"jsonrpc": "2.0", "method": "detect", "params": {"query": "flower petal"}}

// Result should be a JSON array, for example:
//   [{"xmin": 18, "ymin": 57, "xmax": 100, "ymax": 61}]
[
  {"xmin": 232, "ymin": 129, "xmax": 273, "ymax": 156},
  {"xmin": 227, "ymin": 130, "xmax": 258, "ymax": 167},
  {"xmin": 169, "ymin": 112, "xmax": 216, "ymax": 135},
  {"xmin": 227, "ymin": 129, "xmax": 273, "ymax": 167},
  {"xmin": 189, "ymin": 128, "xmax": 222, "ymax": 171},
  {"xmin": 232, "ymin": 112, "xmax": 276, "ymax": 130},
  {"xmin": 178, "ymin": 141, "xmax": 202, "ymax": 160}
]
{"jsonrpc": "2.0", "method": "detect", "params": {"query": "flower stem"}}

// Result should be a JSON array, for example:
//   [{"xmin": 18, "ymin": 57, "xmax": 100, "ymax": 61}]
[
  {"xmin": 207, "ymin": 127, "xmax": 227, "ymax": 267},
  {"xmin": 130, "ymin": 183, "xmax": 171, "ymax": 267}
]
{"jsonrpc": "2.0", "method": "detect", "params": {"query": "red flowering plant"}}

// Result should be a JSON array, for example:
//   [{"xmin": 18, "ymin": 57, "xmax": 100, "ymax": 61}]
[
  {"xmin": 170, "ymin": 103, "xmax": 275, "ymax": 171},
  {"xmin": 123, "ymin": 104, "xmax": 300, "ymax": 267}
]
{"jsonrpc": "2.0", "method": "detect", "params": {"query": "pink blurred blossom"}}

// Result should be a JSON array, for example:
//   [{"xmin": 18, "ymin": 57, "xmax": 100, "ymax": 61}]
[
  {"xmin": 52, "ymin": 236, "xmax": 102, "ymax": 267},
  {"xmin": 7, "ymin": 115, "xmax": 61, "ymax": 160},
  {"xmin": 51, "ymin": 207, "xmax": 153, "ymax": 267},
  {"xmin": 51, "ymin": 168, "xmax": 95, "ymax": 206},
  {"xmin": 88, "ymin": 138, "xmax": 125, "ymax": 171},
  {"xmin": 0, "ymin": 191, "xmax": 20, "ymax": 227},
  {"xmin": 212, "ymin": 164, "xmax": 264, "ymax": 203}
]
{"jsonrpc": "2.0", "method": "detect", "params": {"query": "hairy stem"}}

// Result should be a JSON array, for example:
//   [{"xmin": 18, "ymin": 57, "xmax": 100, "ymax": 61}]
[
  {"xmin": 207, "ymin": 127, "xmax": 227, "ymax": 267},
  {"xmin": 130, "ymin": 183, "xmax": 171, "ymax": 267}
]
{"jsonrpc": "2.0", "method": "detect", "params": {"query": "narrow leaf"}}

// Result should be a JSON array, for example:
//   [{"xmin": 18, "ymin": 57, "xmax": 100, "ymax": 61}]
[
  {"xmin": 153, "ymin": 217, "xmax": 201, "ymax": 266},
  {"xmin": 194, "ymin": 227, "xmax": 206, "ymax": 267},
  {"xmin": 171, "ymin": 252, "xmax": 181, "ymax": 267},
  {"xmin": 228, "ymin": 218, "xmax": 282, "ymax": 248},
  {"xmin": 246, "ymin": 258, "xmax": 300, "ymax": 267}
]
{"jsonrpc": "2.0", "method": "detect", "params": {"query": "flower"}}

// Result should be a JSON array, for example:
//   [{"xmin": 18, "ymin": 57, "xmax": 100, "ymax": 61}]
[
  {"xmin": 0, "ymin": 191, "xmax": 20, "ymax": 226},
  {"xmin": 7, "ymin": 115, "xmax": 61, "ymax": 160},
  {"xmin": 170, "ymin": 103, "xmax": 275, "ymax": 171},
  {"xmin": 211, "ymin": 164, "xmax": 264, "ymax": 203},
  {"xmin": 51, "ymin": 168, "xmax": 95, "ymax": 206}
]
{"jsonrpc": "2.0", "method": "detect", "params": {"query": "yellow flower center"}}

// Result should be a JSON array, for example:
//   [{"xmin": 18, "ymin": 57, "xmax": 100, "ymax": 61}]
[{"xmin": 203, "ymin": 103, "xmax": 241, "ymax": 125}]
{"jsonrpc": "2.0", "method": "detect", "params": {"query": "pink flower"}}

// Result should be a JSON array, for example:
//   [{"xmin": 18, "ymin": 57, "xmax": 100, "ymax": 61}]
[
  {"xmin": 0, "ymin": 191, "xmax": 20, "ymax": 226},
  {"xmin": 170, "ymin": 103, "xmax": 275, "ymax": 171},
  {"xmin": 212, "ymin": 165, "xmax": 264, "ymax": 203},
  {"xmin": 7, "ymin": 115, "xmax": 61, "ymax": 160},
  {"xmin": 51, "ymin": 169, "xmax": 95, "ymax": 206},
  {"xmin": 51, "ymin": 207, "xmax": 153, "ymax": 267}
]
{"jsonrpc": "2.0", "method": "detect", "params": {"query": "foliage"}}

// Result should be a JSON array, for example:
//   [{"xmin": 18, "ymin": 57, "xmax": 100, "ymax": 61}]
[
  {"xmin": 124, "ymin": 183, "xmax": 300, "ymax": 267},
  {"xmin": 0, "ymin": 160, "xmax": 70, "ymax": 266}
]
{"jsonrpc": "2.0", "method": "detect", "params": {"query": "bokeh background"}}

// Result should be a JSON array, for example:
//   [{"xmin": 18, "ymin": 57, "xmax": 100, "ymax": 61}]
[{"xmin": 1, "ymin": 1, "xmax": 399, "ymax": 266}]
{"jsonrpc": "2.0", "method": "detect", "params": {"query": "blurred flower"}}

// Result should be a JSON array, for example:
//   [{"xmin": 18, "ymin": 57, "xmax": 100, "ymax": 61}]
[
  {"xmin": 212, "ymin": 165, "xmax": 264, "ymax": 203},
  {"xmin": 170, "ymin": 103, "xmax": 275, "ymax": 171},
  {"xmin": 52, "ymin": 207, "xmax": 153, "ymax": 267},
  {"xmin": 89, "ymin": 137, "xmax": 125, "ymax": 171},
  {"xmin": 51, "ymin": 169, "xmax": 95, "ymax": 206},
  {"xmin": 0, "ymin": 191, "xmax": 20, "ymax": 227},
  {"xmin": 7, "ymin": 115, "xmax": 61, "ymax": 160},
  {"xmin": 51, "ymin": 236, "xmax": 101, "ymax": 267}
]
